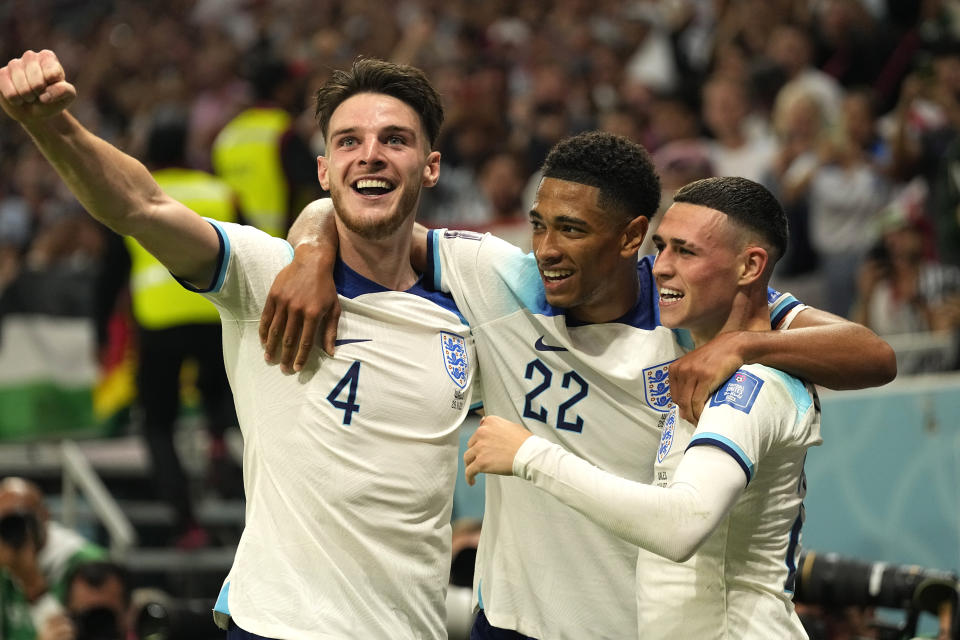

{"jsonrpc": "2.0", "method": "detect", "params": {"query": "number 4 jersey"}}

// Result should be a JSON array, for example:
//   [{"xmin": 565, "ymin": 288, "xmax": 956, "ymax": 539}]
[
  {"xmin": 425, "ymin": 229, "xmax": 804, "ymax": 640},
  {"xmin": 195, "ymin": 221, "xmax": 476, "ymax": 640}
]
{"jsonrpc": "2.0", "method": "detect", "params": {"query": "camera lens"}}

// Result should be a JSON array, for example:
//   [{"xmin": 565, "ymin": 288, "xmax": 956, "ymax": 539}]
[{"xmin": 0, "ymin": 513, "xmax": 29, "ymax": 549}]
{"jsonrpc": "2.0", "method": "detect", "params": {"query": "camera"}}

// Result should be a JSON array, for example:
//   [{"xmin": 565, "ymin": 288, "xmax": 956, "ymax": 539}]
[
  {"xmin": 71, "ymin": 607, "xmax": 122, "ymax": 640},
  {"xmin": 795, "ymin": 550, "xmax": 959, "ymax": 640},
  {"xmin": 0, "ymin": 510, "xmax": 40, "ymax": 550}
]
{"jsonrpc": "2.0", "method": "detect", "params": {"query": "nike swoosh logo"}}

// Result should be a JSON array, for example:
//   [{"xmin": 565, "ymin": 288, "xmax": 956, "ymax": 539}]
[
  {"xmin": 334, "ymin": 339, "xmax": 372, "ymax": 346},
  {"xmin": 534, "ymin": 336, "xmax": 568, "ymax": 352}
]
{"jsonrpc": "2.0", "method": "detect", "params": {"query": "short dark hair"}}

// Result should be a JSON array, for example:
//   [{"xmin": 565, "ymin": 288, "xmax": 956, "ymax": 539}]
[
  {"xmin": 672, "ymin": 176, "xmax": 788, "ymax": 261},
  {"xmin": 315, "ymin": 58, "xmax": 444, "ymax": 148},
  {"xmin": 68, "ymin": 561, "xmax": 131, "ymax": 606},
  {"xmin": 540, "ymin": 131, "xmax": 661, "ymax": 223}
]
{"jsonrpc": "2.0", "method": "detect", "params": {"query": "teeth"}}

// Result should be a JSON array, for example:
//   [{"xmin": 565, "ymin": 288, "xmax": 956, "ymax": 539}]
[
  {"xmin": 355, "ymin": 179, "xmax": 392, "ymax": 190},
  {"xmin": 660, "ymin": 287, "xmax": 683, "ymax": 299},
  {"xmin": 542, "ymin": 269, "xmax": 573, "ymax": 279}
]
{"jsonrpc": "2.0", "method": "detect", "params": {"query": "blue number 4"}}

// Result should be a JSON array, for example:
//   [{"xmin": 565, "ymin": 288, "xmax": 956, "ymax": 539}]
[{"xmin": 327, "ymin": 361, "xmax": 361, "ymax": 425}]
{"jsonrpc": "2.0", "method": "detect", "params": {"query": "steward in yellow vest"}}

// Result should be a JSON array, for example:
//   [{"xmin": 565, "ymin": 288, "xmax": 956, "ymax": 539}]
[
  {"xmin": 124, "ymin": 116, "xmax": 242, "ymax": 548},
  {"xmin": 211, "ymin": 57, "xmax": 321, "ymax": 237}
]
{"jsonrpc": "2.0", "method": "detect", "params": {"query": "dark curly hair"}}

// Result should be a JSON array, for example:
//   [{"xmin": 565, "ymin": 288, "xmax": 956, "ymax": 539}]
[
  {"xmin": 673, "ymin": 176, "xmax": 788, "ymax": 262},
  {"xmin": 541, "ymin": 131, "xmax": 661, "ymax": 223},
  {"xmin": 315, "ymin": 58, "xmax": 444, "ymax": 149}
]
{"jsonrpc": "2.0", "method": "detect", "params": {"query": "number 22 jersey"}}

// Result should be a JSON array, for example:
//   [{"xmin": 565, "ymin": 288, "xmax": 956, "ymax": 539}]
[{"xmin": 426, "ymin": 229, "xmax": 804, "ymax": 640}]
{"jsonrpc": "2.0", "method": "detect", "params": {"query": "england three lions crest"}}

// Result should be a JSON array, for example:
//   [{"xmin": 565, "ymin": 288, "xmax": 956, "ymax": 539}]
[
  {"xmin": 643, "ymin": 361, "xmax": 675, "ymax": 413},
  {"xmin": 440, "ymin": 331, "xmax": 469, "ymax": 389},
  {"xmin": 657, "ymin": 411, "xmax": 677, "ymax": 463}
]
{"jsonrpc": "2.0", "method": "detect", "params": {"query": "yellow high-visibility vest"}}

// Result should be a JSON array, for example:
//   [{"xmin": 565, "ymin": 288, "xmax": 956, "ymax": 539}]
[
  {"xmin": 211, "ymin": 107, "xmax": 291, "ymax": 237},
  {"xmin": 125, "ymin": 168, "xmax": 237, "ymax": 329}
]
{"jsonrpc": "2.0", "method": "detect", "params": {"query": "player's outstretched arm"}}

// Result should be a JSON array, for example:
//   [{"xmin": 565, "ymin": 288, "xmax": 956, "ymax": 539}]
[
  {"xmin": 669, "ymin": 307, "xmax": 896, "ymax": 423},
  {"xmin": 464, "ymin": 415, "xmax": 744, "ymax": 562},
  {"xmin": 262, "ymin": 198, "xmax": 433, "ymax": 370},
  {"xmin": 0, "ymin": 50, "xmax": 219, "ymax": 285}
]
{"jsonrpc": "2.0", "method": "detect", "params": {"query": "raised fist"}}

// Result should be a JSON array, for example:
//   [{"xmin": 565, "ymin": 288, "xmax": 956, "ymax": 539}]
[{"xmin": 0, "ymin": 49, "xmax": 76, "ymax": 123}]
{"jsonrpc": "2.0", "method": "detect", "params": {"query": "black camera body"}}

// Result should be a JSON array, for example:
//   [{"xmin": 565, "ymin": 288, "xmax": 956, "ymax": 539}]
[
  {"xmin": 0, "ymin": 510, "xmax": 40, "ymax": 550},
  {"xmin": 71, "ymin": 607, "xmax": 122, "ymax": 640}
]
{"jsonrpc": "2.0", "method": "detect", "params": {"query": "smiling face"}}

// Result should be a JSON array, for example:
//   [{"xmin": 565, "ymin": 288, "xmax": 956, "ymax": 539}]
[
  {"xmin": 530, "ymin": 177, "xmax": 647, "ymax": 323},
  {"xmin": 318, "ymin": 92, "xmax": 440, "ymax": 240},
  {"xmin": 652, "ymin": 202, "xmax": 745, "ymax": 344}
]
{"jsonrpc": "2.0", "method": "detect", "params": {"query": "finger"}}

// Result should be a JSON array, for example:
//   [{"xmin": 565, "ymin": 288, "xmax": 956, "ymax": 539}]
[
  {"xmin": 23, "ymin": 55, "xmax": 47, "ymax": 97},
  {"xmin": 37, "ymin": 81, "xmax": 75, "ymax": 106},
  {"xmin": 463, "ymin": 445, "xmax": 476, "ymax": 466},
  {"xmin": 263, "ymin": 306, "xmax": 287, "ymax": 363},
  {"xmin": 295, "ymin": 314, "xmax": 317, "ymax": 371},
  {"xmin": 467, "ymin": 430, "xmax": 479, "ymax": 448},
  {"xmin": 7, "ymin": 59, "xmax": 35, "ymax": 103},
  {"xmin": 37, "ymin": 50, "xmax": 64, "ymax": 85},
  {"xmin": 465, "ymin": 462, "xmax": 476, "ymax": 487},
  {"xmin": 258, "ymin": 296, "xmax": 276, "ymax": 346},
  {"xmin": 321, "ymin": 301, "xmax": 341, "ymax": 357},
  {"xmin": 0, "ymin": 67, "xmax": 15, "ymax": 103},
  {"xmin": 691, "ymin": 382, "xmax": 710, "ymax": 425},
  {"xmin": 279, "ymin": 310, "xmax": 304, "ymax": 373}
]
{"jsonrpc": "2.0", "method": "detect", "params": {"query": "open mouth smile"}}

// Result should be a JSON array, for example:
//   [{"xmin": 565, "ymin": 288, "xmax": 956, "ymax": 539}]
[
  {"xmin": 541, "ymin": 268, "xmax": 573, "ymax": 283},
  {"xmin": 659, "ymin": 287, "xmax": 684, "ymax": 304},
  {"xmin": 352, "ymin": 178, "xmax": 396, "ymax": 196}
]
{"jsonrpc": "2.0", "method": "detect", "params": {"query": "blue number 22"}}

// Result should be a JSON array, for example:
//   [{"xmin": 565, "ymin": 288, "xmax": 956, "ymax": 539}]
[{"xmin": 522, "ymin": 358, "xmax": 589, "ymax": 432}]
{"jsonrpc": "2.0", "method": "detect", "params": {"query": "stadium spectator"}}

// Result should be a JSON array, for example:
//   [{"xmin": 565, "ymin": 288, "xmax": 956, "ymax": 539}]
[
  {"xmin": 211, "ymin": 53, "xmax": 320, "ymax": 237},
  {"xmin": 0, "ymin": 477, "xmax": 107, "ymax": 640},
  {"xmin": 37, "ymin": 560, "xmax": 132, "ymax": 640},
  {"xmin": 852, "ymin": 212, "xmax": 960, "ymax": 373},
  {"xmin": 789, "ymin": 88, "xmax": 893, "ymax": 317},
  {"xmin": 763, "ymin": 83, "xmax": 832, "ymax": 286},
  {"xmin": 0, "ymin": 49, "xmax": 478, "ymax": 640},
  {"xmin": 700, "ymin": 75, "xmax": 777, "ymax": 183}
]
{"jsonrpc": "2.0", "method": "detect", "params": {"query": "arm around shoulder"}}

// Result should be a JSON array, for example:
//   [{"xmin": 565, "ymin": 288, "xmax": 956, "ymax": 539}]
[{"xmin": 760, "ymin": 306, "xmax": 897, "ymax": 389}]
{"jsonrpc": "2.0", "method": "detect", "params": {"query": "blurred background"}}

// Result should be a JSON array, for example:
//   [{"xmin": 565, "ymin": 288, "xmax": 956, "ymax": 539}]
[{"xmin": 0, "ymin": 0, "xmax": 959, "ymax": 638}]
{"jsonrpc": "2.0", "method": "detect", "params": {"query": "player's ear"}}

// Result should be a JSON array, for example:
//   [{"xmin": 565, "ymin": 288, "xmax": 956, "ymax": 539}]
[
  {"xmin": 620, "ymin": 215, "xmax": 649, "ymax": 257},
  {"xmin": 738, "ymin": 246, "xmax": 768, "ymax": 285},
  {"xmin": 422, "ymin": 150, "xmax": 441, "ymax": 188},
  {"xmin": 317, "ymin": 155, "xmax": 330, "ymax": 191}
]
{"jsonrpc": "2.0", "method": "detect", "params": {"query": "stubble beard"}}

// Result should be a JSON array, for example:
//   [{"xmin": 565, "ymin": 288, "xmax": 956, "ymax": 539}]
[{"xmin": 331, "ymin": 182, "xmax": 421, "ymax": 241}]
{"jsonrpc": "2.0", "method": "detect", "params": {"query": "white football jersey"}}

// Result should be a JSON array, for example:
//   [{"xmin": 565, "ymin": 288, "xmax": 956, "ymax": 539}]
[
  {"xmin": 427, "ymin": 229, "xmax": 805, "ymax": 640},
  {"xmin": 198, "ymin": 221, "xmax": 476, "ymax": 639},
  {"xmin": 639, "ymin": 364, "xmax": 822, "ymax": 639}
]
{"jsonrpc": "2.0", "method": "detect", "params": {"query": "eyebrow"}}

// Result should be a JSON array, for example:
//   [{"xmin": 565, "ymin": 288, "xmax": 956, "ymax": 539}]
[
  {"xmin": 329, "ymin": 125, "xmax": 419, "ymax": 139},
  {"xmin": 529, "ymin": 210, "xmax": 589, "ymax": 227},
  {"xmin": 652, "ymin": 234, "xmax": 695, "ymax": 249}
]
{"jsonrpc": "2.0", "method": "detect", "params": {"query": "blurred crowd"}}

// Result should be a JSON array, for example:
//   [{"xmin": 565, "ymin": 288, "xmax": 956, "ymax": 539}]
[{"xmin": 2, "ymin": 0, "xmax": 960, "ymax": 377}]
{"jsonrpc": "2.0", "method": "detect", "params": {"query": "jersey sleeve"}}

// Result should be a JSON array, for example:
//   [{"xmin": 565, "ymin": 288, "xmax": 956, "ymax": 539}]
[
  {"xmin": 686, "ymin": 366, "xmax": 819, "ymax": 484},
  {"xmin": 424, "ymin": 228, "xmax": 543, "ymax": 326},
  {"xmin": 767, "ymin": 288, "xmax": 806, "ymax": 329},
  {"xmin": 179, "ymin": 219, "xmax": 294, "ymax": 321},
  {"xmin": 512, "ymin": 435, "xmax": 746, "ymax": 562}
]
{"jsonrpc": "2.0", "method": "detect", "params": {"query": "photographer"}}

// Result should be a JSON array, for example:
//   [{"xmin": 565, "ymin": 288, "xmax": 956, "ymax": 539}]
[
  {"xmin": 37, "ymin": 561, "xmax": 132, "ymax": 640},
  {"xmin": 0, "ymin": 478, "xmax": 106, "ymax": 639}
]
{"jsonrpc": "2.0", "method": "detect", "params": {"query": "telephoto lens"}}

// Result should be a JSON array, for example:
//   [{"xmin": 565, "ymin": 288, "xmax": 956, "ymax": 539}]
[{"xmin": 796, "ymin": 550, "xmax": 959, "ymax": 614}]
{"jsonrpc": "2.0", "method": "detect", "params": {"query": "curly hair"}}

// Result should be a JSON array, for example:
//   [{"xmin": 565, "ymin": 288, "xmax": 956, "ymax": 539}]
[
  {"xmin": 315, "ymin": 57, "xmax": 444, "ymax": 149},
  {"xmin": 673, "ymin": 176, "xmax": 788, "ymax": 261},
  {"xmin": 541, "ymin": 131, "xmax": 661, "ymax": 223}
]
